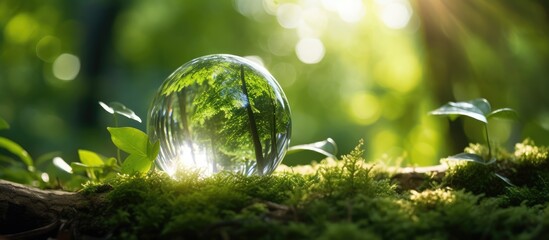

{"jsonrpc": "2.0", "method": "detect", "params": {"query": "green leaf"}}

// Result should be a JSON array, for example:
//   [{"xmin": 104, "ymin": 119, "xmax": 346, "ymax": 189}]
[
  {"xmin": 470, "ymin": 98, "xmax": 491, "ymax": 116},
  {"xmin": 70, "ymin": 162, "xmax": 106, "ymax": 173},
  {"xmin": 0, "ymin": 137, "xmax": 33, "ymax": 168},
  {"xmin": 108, "ymin": 127, "xmax": 155, "ymax": 175},
  {"xmin": 78, "ymin": 149, "xmax": 106, "ymax": 167},
  {"xmin": 121, "ymin": 154, "xmax": 152, "ymax": 175},
  {"xmin": 0, "ymin": 117, "xmax": 9, "ymax": 130},
  {"xmin": 0, "ymin": 155, "xmax": 18, "ymax": 166},
  {"xmin": 430, "ymin": 98, "xmax": 491, "ymax": 123},
  {"xmin": 494, "ymin": 173, "xmax": 515, "ymax": 186},
  {"xmin": 107, "ymin": 127, "xmax": 148, "ymax": 156},
  {"xmin": 488, "ymin": 108, "xmax": 518, "ymax": 120},
  {"xmin": 53, "ymin": 156, "xmax": 73, "ymax": 173},
  {"xmin": 70, "ymin": 162, "xmax": 89, "ymax": 172},
  {"xmin": 147, "ymin": 140, "xmax": 160, "ymax": 160},
  {"xmin": 77, "ymin": 150, "xmax": 109, "ymax": 180},
  {"xmin": 287, "ymin": 138, "xmax": 338, "ymax": 159},
  {"xmin": 0, "ymin": 167, "xmax": 34, "ymax": 184},
  {"xmin": 446, "ymin": 152, "xmax": 487, "ymax": 164},
  {"xmin": 104, "ymin": 157, "xmax": 118, "ymax": 167},
  {"xmin": 99, "ymin": 101, "xmax": 142, "ymax": 123}
]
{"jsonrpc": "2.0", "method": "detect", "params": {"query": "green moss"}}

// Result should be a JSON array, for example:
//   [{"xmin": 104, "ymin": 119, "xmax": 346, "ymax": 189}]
[
  {"xmin": 441, "ymin": 140, "xmax": 549, "ymax": 198},
  {"xmin": 75, "ymin": 140, "xmax": 549, "ymax": 239},
  {"xmin": 509, "ymin": 140, "xmax": 549, "ymax": 186},
  {"xmin": 442, "ymin": 161, "xmax": 506, "ymax": 196}
]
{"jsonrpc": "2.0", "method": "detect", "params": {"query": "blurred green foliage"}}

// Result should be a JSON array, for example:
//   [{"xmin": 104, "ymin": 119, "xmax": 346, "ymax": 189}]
[{"xmin": 1, "ymin": 0, "xmax": 549, "ymax": 167}]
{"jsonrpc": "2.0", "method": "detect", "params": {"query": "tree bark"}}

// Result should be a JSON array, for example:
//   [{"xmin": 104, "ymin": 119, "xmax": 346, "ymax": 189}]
[
  {"xmin": 390, "ymin": 165, "xmax": 447, "ymax": 191},
  {"xmin": 0, "ymin": 180, "xmax": 89, "ymax": 238},
  {"xmin": 0, "ymin": 180, "xmax": 85, "ymax": 217}
]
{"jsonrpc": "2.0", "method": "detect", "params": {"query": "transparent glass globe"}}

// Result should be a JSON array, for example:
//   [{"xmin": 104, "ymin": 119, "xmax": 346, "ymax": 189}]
[{"xmin": 147, "ymin": 54, "xmax": 291, "ymax": 177}]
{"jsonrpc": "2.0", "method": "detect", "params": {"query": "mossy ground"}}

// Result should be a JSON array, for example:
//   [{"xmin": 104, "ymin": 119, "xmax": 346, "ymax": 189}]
[{"xmin": 78, "ymin": 140, "xmax": 549, "ymax": 239}]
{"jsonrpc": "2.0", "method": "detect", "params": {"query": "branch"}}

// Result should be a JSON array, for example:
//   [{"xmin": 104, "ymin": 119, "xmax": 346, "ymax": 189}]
[
  {"xmin": 391, "ymin": 164, "xmax": 447, "ymax": 191},
  {"xmin": 0, "ymin": 179, "xmax": 89, "ymax": 238}
]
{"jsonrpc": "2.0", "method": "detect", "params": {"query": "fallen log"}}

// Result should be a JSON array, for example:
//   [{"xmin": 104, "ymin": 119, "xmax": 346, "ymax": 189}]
[{"xmin": 0, "ymin": 179, "xmax": 87, "ymax": 239}]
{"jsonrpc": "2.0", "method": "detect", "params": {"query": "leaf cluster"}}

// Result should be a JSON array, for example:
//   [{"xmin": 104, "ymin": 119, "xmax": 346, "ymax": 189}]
[
  {"xmin": 0, "ymin": 101, "xmax": 159, "ymax": 189},
  {"xmin": 72, "ymin": 102, "xmax": 159, "ymax": 182},
  {"xmin": 0, "ymin": 116, "xmax": 85, "ymax": 188},
  {"xmin": 431, "ymin": 98, "xmax": 517, "ymax": 186},
  {"xmin": 431, "ymin": 98, "xmax": 517, "ymax": 162}
]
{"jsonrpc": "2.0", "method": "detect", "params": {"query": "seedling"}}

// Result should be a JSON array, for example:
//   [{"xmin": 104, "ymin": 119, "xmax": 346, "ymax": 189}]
[
  {"xmin": 99, "ymin": 101, "xmax": 142, "ymax": 163},
  {"xmin": 430, "ymin": 98, "xmax": 517, "ymax": 185},
  {"xmin": 72, "ymin": 102, "xmax": 159, "ymax": 181},
  {"xmin": 430, "ymin": 98, "xmax": 517, "ymax": 162}
]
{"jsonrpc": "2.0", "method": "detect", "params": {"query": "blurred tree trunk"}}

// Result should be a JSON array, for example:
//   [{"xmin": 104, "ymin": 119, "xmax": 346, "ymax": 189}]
[
  {"xmin": 414, "ymin": 0, "xmax": 470, "ymax": 154},
  {"xmin": 76, "ymin": 1, "xmax": 123, "ymax": 128}
]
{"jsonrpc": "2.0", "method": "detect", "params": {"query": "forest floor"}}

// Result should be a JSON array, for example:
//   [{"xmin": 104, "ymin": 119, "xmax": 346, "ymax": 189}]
[{"xmin": 2, "ymin": 139, "xmax": 549, "ymax": 239}]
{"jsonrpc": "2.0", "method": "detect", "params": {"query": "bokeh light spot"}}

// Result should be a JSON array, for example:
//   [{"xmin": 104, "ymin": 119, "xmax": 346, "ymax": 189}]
[
  {"xmin": 52, "ymin": 53, "xmax": 81, "ymax": 81},
  {"xmin": 322, "ymin": 0, "xmax": 366, "ymax": 23},
  {"xmin": 262, "ymin": 0, "xmax": 278, "ymax": 15},
  {"xmin": 348, "ymin": 92, "xmax": 381, "ymax": 125},
  {"xmin": 379, "ymin": 1, "xmax": 412, "ymax": 29},
  {"xmin": 295, "ymin": 38, "xmax": 325, "ymax": 64},
  {"xmin": 340, "ymin": 0, "xmax": 366, "ymax": 23},
  {"xmin": 53, "ymin": 157, "xmax": 73, "ymax": 173},
  {"xmin": 234, "ymin": 0, "xmax": 265, "ymax": 20},
  {"xmin": 298, "ymin": 7, "xmax": 327, "ymax": 38},
  {"xmin": 41, "ymin": 173, "xmax": 50, "ymax": 182},
  {"xmin": 36, "ymin": 36, "xmax": 61, "ymax": 62},
  {"xmin": 5, "ymin": 13, "xmax": 38, "ymax": 44},
  {"xmin": 276, "ymin": 3, "xmax": 302, "ymax": 29},
  {"xmin": 373, "ymin": 130, "xmax": 399, "ymax": 154},
  {"xmin": 374, "ymin": 54, "xmax": 421, "ymax": 93}
]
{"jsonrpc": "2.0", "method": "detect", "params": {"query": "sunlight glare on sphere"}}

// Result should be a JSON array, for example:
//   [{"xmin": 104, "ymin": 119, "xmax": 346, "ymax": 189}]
[{"xmin": 147, "ymin": 54, "xmax": 292, "ymax": 177}]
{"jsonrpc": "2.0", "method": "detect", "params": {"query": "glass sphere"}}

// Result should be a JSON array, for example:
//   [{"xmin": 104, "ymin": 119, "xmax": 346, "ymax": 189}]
[{"xmin": 147, "ymin": 54, "xmax": 291, "ymax": 177}]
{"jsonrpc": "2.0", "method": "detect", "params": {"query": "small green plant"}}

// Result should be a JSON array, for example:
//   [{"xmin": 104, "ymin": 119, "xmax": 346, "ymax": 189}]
[
  {"xmin": 0, "ymin": 118, "xmax": 33, "ymax": 170},
  {"xmin": 0, "ymin": 117, "xmax": 35, "ymax": 182},
  {"xmin": 107, "ymin": 126, "xmax": 159, "ymax": 174},
  {"xmin": 99, "ymin": 101, "xmax": 142, "ymax": 163},
  {"xmin": 430, "ymin": 98, "xmax": 517, "ymax": 162},
  {"xmin": 69, "ymin": 102, "xmax": 159, "ymax": 182},
  {"xmin": 0, "ymin": 116, "xmax": 69, "ymax": 187},
  {"xmin": 430, "ymin": 98, "xmax": 517, "ymax": 185}
]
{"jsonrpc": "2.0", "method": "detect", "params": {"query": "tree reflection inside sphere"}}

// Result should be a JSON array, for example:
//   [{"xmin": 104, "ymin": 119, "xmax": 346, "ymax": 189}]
[{"xmin": 147, "ymin": 54, "xmax": 291, "ymax": 177}]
